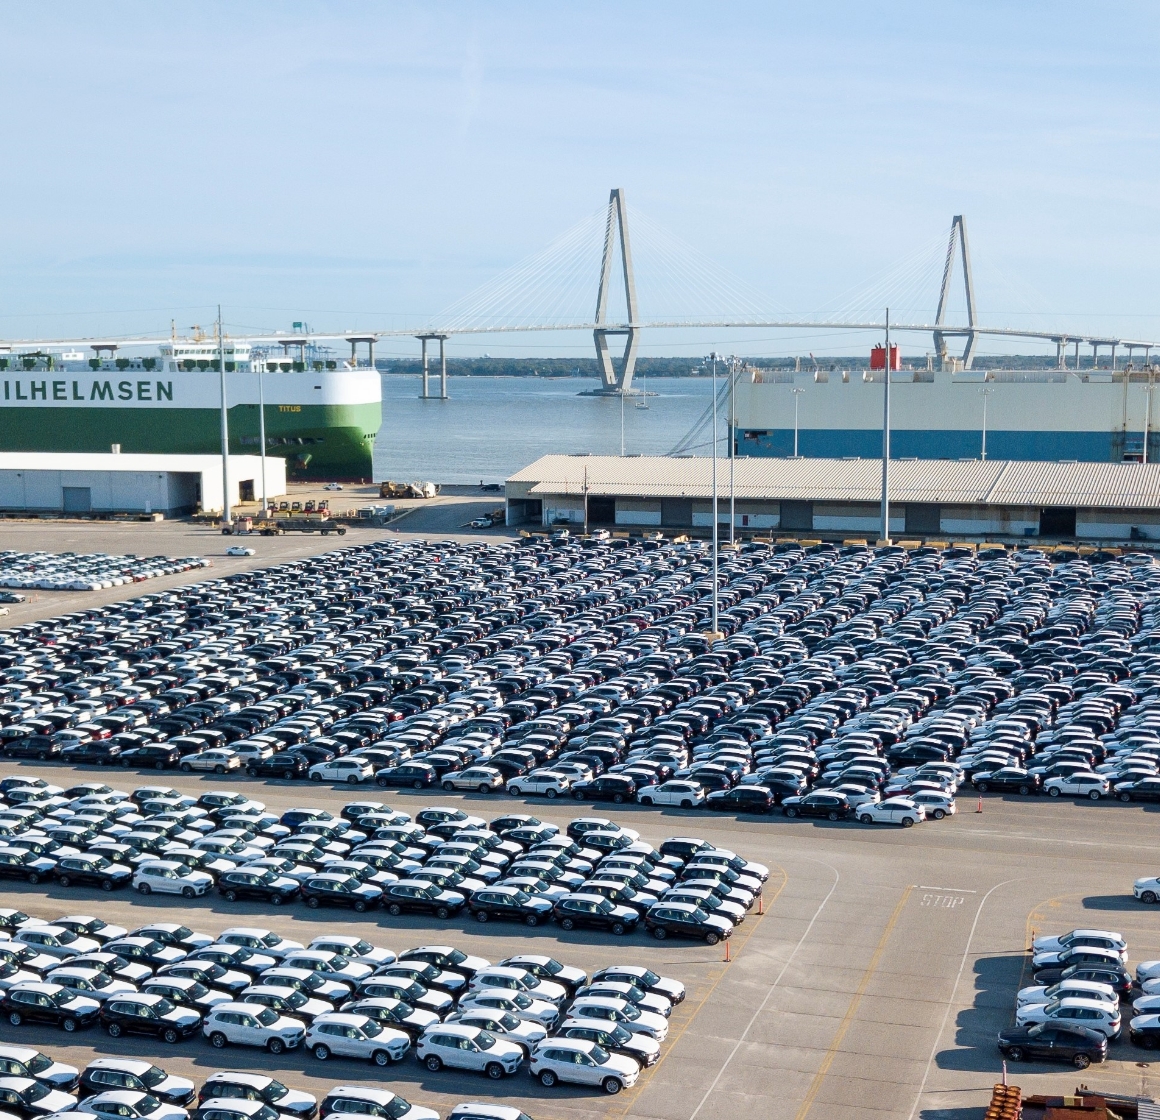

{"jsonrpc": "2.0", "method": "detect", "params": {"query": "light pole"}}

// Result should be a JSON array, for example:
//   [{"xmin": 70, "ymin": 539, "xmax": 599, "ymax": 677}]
[
  {"xmin": 1145, "ymin": 371, "xmax": 1154, "ymax": 465},
  {"xmin": 979, "ymin": 386, "xmax": 994, "ymax": 460},
  {"xmin": 728, "ymin": 356, "xmax": 738, "ymax": 545},
  {"xmin": 879, "ymin": 308, "xmax": 891, "ymax": 544},
  {"xmin": 217, "ymin": 305, "xmax": 231, "ymax": 528},
  {"xmin": 710, "ymin": 351, "xmax": 719, "ymax": 639},
  {"xmin": 620, "ymin": 387, "xmax": 625, "ymax": 456},
  {"xmin": 258, "ymin": 355, "xmax": 267, "ymax": 514},
  {"xmin": 790, "ymin": 387, "xmax": 805, "ymax": 457}
]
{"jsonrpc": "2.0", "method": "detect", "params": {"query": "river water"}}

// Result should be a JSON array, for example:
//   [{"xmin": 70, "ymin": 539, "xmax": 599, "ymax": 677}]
[{"xmin": 373, "ymin": 374, "xmax": 716, "ymax": 484}]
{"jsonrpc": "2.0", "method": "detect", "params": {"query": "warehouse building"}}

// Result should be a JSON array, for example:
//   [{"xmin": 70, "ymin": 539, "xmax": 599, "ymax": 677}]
[
  {"xmin": 0, "ymin": 452, "xmax": 285, "ymax": 517},
  {"xmin": 505, "ymin": 455, "xmax": 1160, "ymax": 542}
]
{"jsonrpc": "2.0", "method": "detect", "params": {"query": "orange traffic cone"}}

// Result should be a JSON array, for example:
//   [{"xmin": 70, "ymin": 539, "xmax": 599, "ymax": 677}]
[
  {"xmin": 976, "ymin": 795, "xmax": 983, "ymax": 813},
  {"xmin": 723, "ymin": 940, "xmax": 732, "ymax": 962}
]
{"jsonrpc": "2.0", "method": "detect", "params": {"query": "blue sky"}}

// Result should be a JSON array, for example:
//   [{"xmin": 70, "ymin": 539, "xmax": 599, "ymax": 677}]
[{"xmin": 1, "ymin": 2, "xmax": 1157, "ymax": 360}]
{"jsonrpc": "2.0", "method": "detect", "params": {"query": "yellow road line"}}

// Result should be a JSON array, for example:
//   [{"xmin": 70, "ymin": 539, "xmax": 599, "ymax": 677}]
[
  {"xmin": 605, "ymin": 865, "xmax": 787, "ymax": 1120},
  {"xmin": 794, "ymin": 884, "xmax": 915, "ymax": 1120}
]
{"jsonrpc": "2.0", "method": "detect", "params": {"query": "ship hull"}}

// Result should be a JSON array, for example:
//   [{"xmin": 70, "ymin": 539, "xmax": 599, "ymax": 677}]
[{"xmin": 0, "ymin": 370, "xmax": 381, "ymax": 480}]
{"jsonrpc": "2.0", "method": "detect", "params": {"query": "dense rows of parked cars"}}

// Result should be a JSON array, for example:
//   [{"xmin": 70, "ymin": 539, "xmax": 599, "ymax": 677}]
[
  {"xmin": 994, "ymin": 926, "xmax": 1160, "ymax": 1066},
  {"xmin": 0, "ymin": 553, "xmax": 209, "ymax": 593},
  {"xmin": 0, "ymin": 912, "xmax": 685, "ymax": 1096},
  {"xmin": 1, "ymin": 536, "xmax": 1158, "ymax": 833},
  {"xmin": 0, "ymin": 778, "xmax": 763, "ymax": 944},
  {"xmin": 0, "ymin": 1045, "xmax": 557, "ymax": 1120}
]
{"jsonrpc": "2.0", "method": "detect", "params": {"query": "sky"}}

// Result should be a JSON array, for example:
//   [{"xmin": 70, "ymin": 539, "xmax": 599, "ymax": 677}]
[{"xmin": 1, "ymin": 2, "xmax": 1158, "ymax": 360}]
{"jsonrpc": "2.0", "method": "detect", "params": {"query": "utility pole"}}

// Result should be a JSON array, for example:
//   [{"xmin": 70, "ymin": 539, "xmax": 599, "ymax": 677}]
[
  {"xmin": 728, "ymin": 356, "xmax": 737, "ymax": 545},
  {"xmin": 979, "ymin": 386, "xmax": 994, "ymax": 461},
  {"xmin": 258, "ymin": 355, "xmax": 268, "ymax": 513},
  {"xmin": 1146, "ymin": 371, "xmax": 1154, "ymax": 465},
  {"xmin": 880, "ymin": 308, "xmax": 891, "ymax": 544},
  {"xmin": 710, "ymin": 352, "xmax": 719, "ymax": 639},
  {"xmin": 217, "ymin": 305, "xmax": 231, "ymax": 528},
  {"xmin": 583, "ymin": 464, "xmax": 589, "ymax": 536},
  {"xmin": 791, "ymin": 387, "xmax": 805, "ymax": 457},
  {"xmin": 620, "ymin": 388, "xmax": 625, "ymax": 456}
]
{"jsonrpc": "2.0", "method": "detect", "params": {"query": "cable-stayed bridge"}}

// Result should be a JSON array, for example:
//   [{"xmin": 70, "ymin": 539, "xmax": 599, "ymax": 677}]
[{"xmin": 5, "ymin": 188, "xmax": 1158, "ymax": 397}]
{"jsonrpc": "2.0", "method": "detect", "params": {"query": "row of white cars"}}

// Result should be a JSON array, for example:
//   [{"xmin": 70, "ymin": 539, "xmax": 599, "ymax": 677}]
[
  {"xmin": 0, "ymin": 910, "xmax": 682, "ymax": 1097},
  {"xmin": 0, "ymin": 552, "xmax": 210, "ymax": 592},
  {"xmin": 1013, "ymin": 927, "xmax": 1160, "ymax": 1050}
]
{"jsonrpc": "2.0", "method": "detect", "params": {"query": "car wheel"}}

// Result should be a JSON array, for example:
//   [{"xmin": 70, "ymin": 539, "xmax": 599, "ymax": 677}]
[
  {"xmin": 310, "ymin": 773, "xmax": 322, "ymax": 782},
  {"xmin": 612, "ymin": 921, "xmax": 627, "ymax": 936},
  {"xmin": 546, "ymin": 788, "xmax": 558, "ymax": 799},
  {"xmin": 901, "ymin": 817, "xmax": 915, "ymax": 828},
  {"xmin": 224, "ymin": 889, "xmax": 238, "ymax": 902},
  {"xmin": 424, "ymin": 1055, "xmax": 442, "ymax": 1072},
  {"xmin": 933, "ymin": 809, "xmax": 946, "ymax": 820},
  {"xmin": 976, "ymin": 782, "xmax": 989, "ymax": 793},
  {"xmin": 100, "ymin": 880, "xmax": 114, "ymax": 892},
  {"xmin": 214, "ymin": 765, "xmax": 225, "ymax": 774},
  {"xmin": 154, "ymin": 761, "xmax": 166, "ymax": 771},
  {"xmin": 313, "ymin": 1043, "xmax": 330, "ymax": 1060},
  {"xmin": 372, "ymin": 1050, "xmax": 391, "ymax": 1067},
  {"xmin": 38, "ymin": 751, "xmax": 48, "ymax": 761},
  {"xmin": 784, "ymin": 806, "xmax": 798, "ymax": 817},
  {"xmin": 1018, "ymin": 785, "xmax": 1031, "ymax": 796},
  {"xmin": 347, "ymin": 774, "xmax": 360, "ymax": 785},
  {"xmin": 26, "ymin": 872, "xmax": 39, "ymax": 885},
  {"xmin": 1048, "ymin": 787, "xmax": 1061, "ymax": 797},
  {"xmin": 485, "ymin": 1062, "xmax": 505, "ymax": 1080},
  {"xmin": 827, "ymin": 810, "xmax": 840, "ymax": 821},
  {"xmin": 376, "ymin": 777, "xmax": 389, "ymax": 788},
  {"xmin": 6, "ymin": 1011, "xmax": 20, "ymax": 1026},
  {"xmin": 307, "ymin": 896, "xmax": 320, "ymax": 909},
  {"xmin": 412, "ymin": 780, "xmax": 424, "ymax": 790},
  {"xmin": 353, "ymin": 900, "xmax": 367, "ymax": 913},
  {"xmin": 180, "ymin": 763, "xmax": 192, "ymax": 772},
  {"xmin": 613, "ymin": 793, "xmax": 625, "ymax": 804},
  {"xmin": 603, "ymin": 1077, "xmax": 623, "ymax": 1095},
  {"xmin": 574, "ymin": 791, "xmax": 585, "ymax": 801},
  {"xmin": 681, "ymin": 799, "xmax": 692, "ymax": 809},
  {"xmin": 388, "ymin": 903, "xmax": 402, "ymax": 916},
  {"xmin": 539, "ymin": 1070, "xmax": 557, "ymax": 1087},
  {"xmin": 106, "ymin": 1020, "xmax": 122, "ymax": 1037},
  {"xmin": 57, "ymin": 875, "xmax": 71, "ymax": 888},
  {"xmin": 138, "ymin": 883, "xmax": 151, "ymax": 895},
  {"xmin": 859, "ymin": 814, "xmax": 873, "ymax": 825},
  {"xmin": 1074, "ymin": 1053, "xmax": 1091, "ymax": 1069},
  {"xmin": 267, "ymin": 1037, "xmax": 285, "ymax": 1055},
  {"xmin": 652, "ymin": 926, "xmax": 668, "ymax": 940},
  {"xmin": 560, "ymin": 917, "xmax": 575, "ymax": 931},
  {"xmin": 641, "ymin": 797, "xmax": 654, "ymax": 807},
  {"xmin": 1006, "ymin": 1046, "xmax": 1024, "ymax": 1062},
  {"xmin": 163, "ymin": 1027, "xmax": 180, "ymax": 1044},
  {"xmin": 247, "ymin": 768, "xmax": 258, "ymax": 778},
  {"xmin": 1121, "ymin": 792, "xmax": 1133, "ymax": 803},
  {"xmin": 525, "ymin": 914, "xmax": 539, "ymax": 927},
  {"xmin": 436, "ymin": 906, "xmax": 450, "ymax": 920},
  {"xmin": 705, "ymin": 931, "xmax": 720, "ymax": 946},
  {"xmin": 182, "ymin": 886, "xmax": 196, "ymax": 898},
  {"xmin": 1143, "ymin": 890, "xmax": 1158, "ymax": 904},
  {"xmin": 442, "ymin": 781, "xmax": 454, "ymax": 791},
  {"xmin": 1088, "ymin": 790, "xmax": 1101, "ymax": 800},
  {"xmin": 210, "ymin": 1032, "xmax": 228, "ymax": 1048},
  {"xmin": 509, "ymin": 786, "xmax": 522, "ymax": 796},
  {"xmin": 478, "ymin": 784, "xmax": 490, "ymax": 794}
]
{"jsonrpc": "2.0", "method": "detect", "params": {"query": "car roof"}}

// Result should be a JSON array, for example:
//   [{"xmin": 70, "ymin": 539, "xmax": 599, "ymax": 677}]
[
  {"xmin": 85, "ymin": 1059, "xmax": 155, "ymax": 1074},
  {"xmin": 312, "ymin": 1012, "xmax": 368, "ymax": 1027},
  {"xmin": 322, "ymin": 1087, "xmax": 400, "ymax": 1106}
]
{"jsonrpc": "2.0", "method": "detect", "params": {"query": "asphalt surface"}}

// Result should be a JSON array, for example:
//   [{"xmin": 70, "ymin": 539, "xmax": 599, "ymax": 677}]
[{"xmin": 2, "ymin": 759, "xmax": 1157, "ymax": 1120}]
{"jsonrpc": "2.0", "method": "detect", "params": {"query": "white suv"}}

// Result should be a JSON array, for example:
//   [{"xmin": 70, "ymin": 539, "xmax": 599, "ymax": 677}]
[
  {"xmin": 132, "ymin": 861, "xmax": 212, "ymax": 898},
  {"xmin": 415, "ymin": 1024, "xmax": 524, "ymax": 1078},
  {"xmin": 304, "ymin": 1012, "xmax": 410, "ymax": 1066},
  {"xmin": 530, "ymin": 1037, "xmax": 639, "ymax": 1094},
  {"xmin": 202, "ymin": 1001, "xmax": 306, "ymax": 1053},
  {"xmin": 1014, "ymin": 996, "xmax": 1122, "ymax": 1038}
]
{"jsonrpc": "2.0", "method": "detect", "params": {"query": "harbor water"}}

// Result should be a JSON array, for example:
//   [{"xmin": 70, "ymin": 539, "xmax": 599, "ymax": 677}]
[{"xmin": 373, "ymin": 375, "xmax": 716, "ymax": 484}]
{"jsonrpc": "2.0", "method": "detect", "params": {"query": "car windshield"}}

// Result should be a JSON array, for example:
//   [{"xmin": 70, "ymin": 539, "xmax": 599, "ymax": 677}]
[
  {"xmin": 636, "ymin": 969, "xmax": 660, "ymax": 986},
  {"xmin": 361, "ymin": 1018, "xmax": 383, "ymax": 1037},
  {"xmin": 137, "ymin": 1096, "xmax": 161, "ymax": 1113},
  {"xmin": 496, "ymin": 1012, "xmax": 521, "ymax": 1030},
  {"xmin": 264, "ymin": 1080, "xmax": 288, "ymax": 1102},
  {"xmin": 692, "ymin": 908, "xmax": 711, "ymax": 922},
  {"xmin": 589, "ymin": 1044, "xmax": 611, "ymax": 1063},
  {"xmin": 55, "ymin": 929, "xmax": 78, "ymax": 944},
  {"xmin": 609, "ymin": 1024, "xmax": 632, "ymax": 1044},
  {"xmin": 154, "ymin": 997, "xmax": 176, "ymax": 1014},
  {"xmin": 383, "ymin": 1098, "xmax": 413, "ymax": 1120},
  {"xmin": 90, "ymin": 972, "xmax": 113, "ymax": 989},
  {"xmin": 256, "ymin": 1007, "xmax": 279, "ymax": 1026},
  {"xmin": 475, "ymin": 1030, "xmax": 497, "ymax": 1050},
  {"xmin": 25, "ymin": 1055, "xmax": 52, "ymax": 1075},
  {"xmin": 511, "ymin": 992, "xmax": 533, "ymax": 1009},
  {"xmin": 22, "ymin": 1083, "xmax": 49, "ymax": 1103},
  {"xmin": 283, "ymin": 990, "xmax": 306, "ymax": 1008},
  {"xmin": 619, "ymin": 1003, "xmax": 641, "ymax": 1020},
  {"xmin": 1026, "ymin": 1023, "xmax": 1046, "ymax": 1037}
]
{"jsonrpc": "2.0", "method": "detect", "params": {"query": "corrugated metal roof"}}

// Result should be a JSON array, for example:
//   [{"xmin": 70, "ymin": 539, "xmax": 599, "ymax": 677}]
[{"xmin": 509, "ymin": 455, "xmax": 1160, "ymax": 509}]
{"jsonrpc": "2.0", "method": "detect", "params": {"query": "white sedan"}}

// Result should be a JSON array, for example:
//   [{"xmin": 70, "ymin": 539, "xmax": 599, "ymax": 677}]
[
  {"xmin": 179, "ymin": 749, "xmax": 242, "ymax": 774},
  {"xmin": 857, "ymin": 798, "xmax": 926, "ymax": 827},
  {"xmin": 506, "ymin": 771, "xmax": 572, "ymax": 799},
  {"xmin": 225, "ymin": 546, "xmax": 255, "ymax": 557},
  {"xmin": 1044, "ymin": 773, "xmax": 1110, "ymax": 800},
  {"xmin": 636, "ymin": 781, "xmax": 705, "ymax": 809},
  {"xmin": 415, "ymin": 1023, "xmax": 525, "ymax": 1077},
  {"xmin": 308, "ymin": 758, "xmax": 374, "ymax": 785},
  {"xmin": 1135, "ymin": 875, "xmax": 1160, "ymax": 904},
  {"xmin": 132, "ymin": 861, "xmax": 213, "ymax": 898},
  {"xmin": 304, "ymin": 1011, "xmax": 410, "ymax": 1066},
  {"xmin": 530, "ymin": 1037, "xmax": 639, "ymax": 1094}
]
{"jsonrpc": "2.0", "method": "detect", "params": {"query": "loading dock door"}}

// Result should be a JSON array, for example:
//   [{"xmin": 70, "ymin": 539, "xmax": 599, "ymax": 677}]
[
  {"xmin": 62, "ymin": 487, "xmax": 91, "ymax": 513},
  {"xmin": 1039, "ymin": 507, "xmax": 1077, "ymax": 537},
  {"xmin": 779, "ymin": 501, "xmax": 813, "ymax": 531},
  {"xmin": 661, "ymin": 499, "xmax": 693, "ymax": 527},
  {"xmin": 905, "ymin": 504, "xmax": 941, "ymax": 534}
]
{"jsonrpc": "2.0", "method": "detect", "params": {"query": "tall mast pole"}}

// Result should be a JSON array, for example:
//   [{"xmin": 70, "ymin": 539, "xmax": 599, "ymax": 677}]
[
  {"xmin": 880, "ymin": 308, "xmax": 891, "ymax": 544},
  {"xmin": 728, "ymin": 356, "xmax": 736, "ymax": 545},
  {"xmin": 258, "ymin": 354, "xmax": 268, "ymax": 513},
  {"xmin": 218, "ymin": 305, "xmax": 231, "ymax": 527},
  {"xmin": 711, "ymin": 352, "xmax": 719, "ymax": 639}
]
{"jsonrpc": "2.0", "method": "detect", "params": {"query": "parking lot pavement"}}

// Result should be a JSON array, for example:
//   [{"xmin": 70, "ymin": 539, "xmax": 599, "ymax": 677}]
[{"xmin": 3, "ymin": 761, "xmax": 1158, "ymax": 1120}]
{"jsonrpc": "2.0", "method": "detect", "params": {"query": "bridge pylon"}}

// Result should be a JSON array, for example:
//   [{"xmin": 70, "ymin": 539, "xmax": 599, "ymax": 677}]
[
  {"xmin": 592, "ymin": 188, "xmax": 640, "ymax": 395},
  {"xmin": 933, "ymin": 214, "xmax": 978, "ymax": 371}
]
